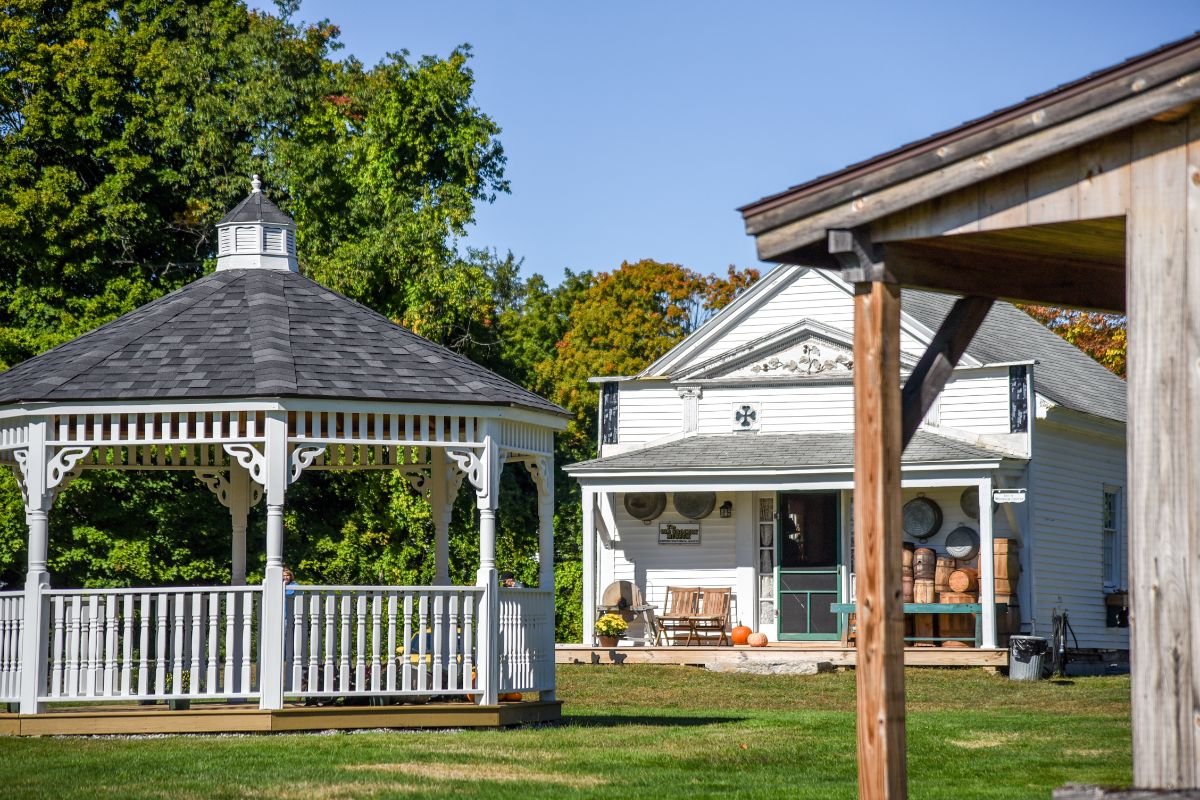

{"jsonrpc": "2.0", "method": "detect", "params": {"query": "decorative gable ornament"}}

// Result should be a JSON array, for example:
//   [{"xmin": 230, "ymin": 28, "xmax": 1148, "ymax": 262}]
[
  {"xmin": 732, "ymin": 402, "xmax": 761, "ymax": 431},
  {"xmin": 748, "ymin": 342, "xmax": 852, "ymax": 377}
]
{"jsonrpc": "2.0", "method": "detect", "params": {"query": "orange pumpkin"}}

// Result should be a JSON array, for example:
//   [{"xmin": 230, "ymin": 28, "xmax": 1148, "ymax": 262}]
[
  {"xmin": 747, "ymin": 632, "xmax": 769, "ymax": 647},
  {"xmin": 731, "ymin": 623, "xmax": 752, "ymax": 646},
  {"xmin": 500, "ymin": 692, "xmax": 522, "ymax": 702}
]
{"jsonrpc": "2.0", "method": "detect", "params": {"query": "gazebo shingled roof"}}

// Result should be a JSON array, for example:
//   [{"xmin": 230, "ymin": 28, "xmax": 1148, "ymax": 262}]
[{"xmin": 0, "ymin": 268, "xmax": 566, "ymax": 415}]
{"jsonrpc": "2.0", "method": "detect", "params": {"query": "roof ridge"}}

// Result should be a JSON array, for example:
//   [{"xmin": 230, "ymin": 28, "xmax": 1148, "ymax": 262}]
[{"xmin": 246, "ymin": 271, "xmax": 299, "ymax": 395}]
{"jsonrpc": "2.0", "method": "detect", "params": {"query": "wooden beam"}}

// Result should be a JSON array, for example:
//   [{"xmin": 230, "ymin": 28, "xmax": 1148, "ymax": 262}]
[
  {"xmin": 900, "ymin": 296, "xmax": 995, "ymax": 447},
  {"xmin": 853, "ymin": 279, "xmax": 907, "ymax": 800},
  {"xmin": 1127, "ymin": 112, "xmax": 1199, "ymax": 789},
  {"xmin": 750, "ymin": 68, "xmax": 1200, "ymax": 262},
  {"xmin": 884, "ymin": 241, "xmax": 1126, "ymax": 312}
]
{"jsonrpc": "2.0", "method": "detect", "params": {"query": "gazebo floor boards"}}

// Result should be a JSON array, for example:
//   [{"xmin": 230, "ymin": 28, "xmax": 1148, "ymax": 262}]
[
  {"xmin": 0, "ymin": 699, "xmax": 561, "ymax": 737},
  {"xmin": 556, "ymin": 643, "xmax": 1008, "ymax": 668}
]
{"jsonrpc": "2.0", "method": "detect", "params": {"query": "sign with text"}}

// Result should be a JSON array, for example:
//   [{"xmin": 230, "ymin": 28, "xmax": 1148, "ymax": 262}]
[
  {"xmin": 992, "ymin": 489, "xmax": 1027, "ymax": 504},
  {"xmin": 658, "ymin": 521, "xmax": 701, "ymax": 545}
]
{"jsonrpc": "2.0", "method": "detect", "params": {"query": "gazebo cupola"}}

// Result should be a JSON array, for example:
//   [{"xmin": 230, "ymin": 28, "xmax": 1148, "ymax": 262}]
[{"xmin": 214, "ymin": 175, "xmax": 297, "ymax": 272}]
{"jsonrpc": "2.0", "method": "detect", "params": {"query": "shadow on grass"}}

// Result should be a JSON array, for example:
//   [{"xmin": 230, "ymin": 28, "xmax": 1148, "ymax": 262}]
[{"xmin": 562, "ymin": 714, "xmax": 746, "ymax": 728}]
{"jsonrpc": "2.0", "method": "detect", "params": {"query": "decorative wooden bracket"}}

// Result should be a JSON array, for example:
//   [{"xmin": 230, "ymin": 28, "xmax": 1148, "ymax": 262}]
[
  {"xmin": 403, "ymin": 470, "xmax": 428, "ymax": 495},
  {"xmin": 47, "ymin": 446, "xmax": 90, "ymax": 489},
  {"xmin": 900, "ymin": 296, "xmax": 994, "ymax": 447},
  {"xmin": 828, "ymin": 228, "xmax": 893, "ymax": 283},
  {"xmin": 195, "ymin": 469, "xmax": 264, "ymax": 508},
  {"xmin": 289, "ymin": 444, "xmax": 327, "ymax": 484},
  {"xmin": 223, "ymin": 444, "xmax": 266, "ymax": 486},
  {"xmin": 524, "ymin": 455, "xmax": 551, "ymax": 499}
]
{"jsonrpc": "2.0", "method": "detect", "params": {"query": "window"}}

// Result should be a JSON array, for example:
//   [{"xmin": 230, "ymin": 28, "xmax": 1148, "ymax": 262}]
[
  {"xmin": 757, "ymin": 496, "xmax": 775, "ymax": 625},
  {"xmin": 1102, "ymin": 487, "xmax": 1122, "ymax": 589}
]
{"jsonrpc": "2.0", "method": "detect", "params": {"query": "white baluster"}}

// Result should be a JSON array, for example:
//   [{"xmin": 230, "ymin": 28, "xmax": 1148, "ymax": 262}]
[
  {"xmin": 291, "ymin": 593, "xmax": 305, "ymax": 693},
  {"xmin": 84, "ymin": 594, "xmax": 99, "ymax": 696},
  {"xmin": 104, "ymin": 594, "xmax": 117, "ymax": 696},
  {"xmin": 449, "ymin": 594, "xmax": 460, "ymax": 692},
  {"xmin": 339, "ymin": 594, "xmax": 351, "ymax": 693},
  {"xmin": 207, "ymin": 591, "xmax": 219, "ymax": 694},
  {"xmin": 189, "ymin": 593, "xmax": 203, "ymax": 695},
  {"xmin": 402, "ymin": 594, "xmax": 413, "ymax": 692},
  {"xmin": 432, "ymin": 593, "xmax": 444, "ymax": 692},
  {"xmin": 121, "ymin": 594, "xmax": 134, "ymax": 696},
  {"xmin": 307, "ymin": 594, "xmax": 321, "ymax": 696},
  {"xmin": 386, "ymin": 594, "xmax": 398, "ymax": 692},
  {"xmin": 172, "ymin": 593, "xmax": 185, "ymax": 696},
  {"xmin": 355, "ymin": 594, "xmax": 366, "ymax": 692},
  {"xmin": 240, "ymin": 592, "xmax": 254, "ymax": 692},
  {"xmin": 138, "ymin": 594, "xmax": 151, "ymax": 696},
  {"xmin": 50, "ymin": 596, "xmax": 64, "ymax": 697},
  {"xmin": 323, "ymin": 594, "xmax": 336, "ymax": 693},
  {"xmin": 417, "ymin": 593, "xmax": 428, "ymax": 692},
  {"xmin": 224, "ymin": 591, "xmax": 236, "ymax": 693},
  {"xmin": 155, "ymin": 594, "xmax": 168, "ymax": 695},
  {"xmin": 463, "ymin": 594, "xmax": 475, "ymax": 693},
  {"xmin": 371, "ymin": 593, "xmax": 382, "ymax": 692},
  {"xmin": 66, "ymin": 597, "xmax": 81, "ymax": 697}
]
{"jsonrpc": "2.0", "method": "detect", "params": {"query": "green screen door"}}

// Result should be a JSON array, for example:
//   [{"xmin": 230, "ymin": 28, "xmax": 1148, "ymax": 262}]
[{"xmin": 777, "ymin": 492, "xmax": 841, "ymax": 640}]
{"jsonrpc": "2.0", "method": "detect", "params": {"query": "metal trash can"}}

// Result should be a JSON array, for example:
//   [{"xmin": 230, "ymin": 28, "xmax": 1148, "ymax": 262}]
[{"xmin": 1009, "ymin": 635, "xmax": 1048, "ymax": 680}]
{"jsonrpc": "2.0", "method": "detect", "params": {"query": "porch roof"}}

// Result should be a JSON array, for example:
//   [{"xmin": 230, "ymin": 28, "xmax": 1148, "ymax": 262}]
[{"xmin": 566, "ymin": 430, "xmax": 1010, "ymax": 474}]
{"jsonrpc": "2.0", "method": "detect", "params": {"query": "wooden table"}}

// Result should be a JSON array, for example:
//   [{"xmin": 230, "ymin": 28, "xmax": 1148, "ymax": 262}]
[{"xmin": 830, "ymin": 602, "xmax": 1008, "ymax": 648}]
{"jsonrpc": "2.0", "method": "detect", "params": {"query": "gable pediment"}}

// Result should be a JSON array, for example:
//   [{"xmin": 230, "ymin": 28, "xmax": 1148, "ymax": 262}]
[{"xmin": 676, "ymin": 319, "xmax": 857, "ymax": 381}]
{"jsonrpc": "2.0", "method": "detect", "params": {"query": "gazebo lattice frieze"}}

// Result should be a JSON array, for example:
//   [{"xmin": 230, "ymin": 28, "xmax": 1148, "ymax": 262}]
[{"xmin": 0, "ymin": 178, "xmax": 567, "ymax": 727}]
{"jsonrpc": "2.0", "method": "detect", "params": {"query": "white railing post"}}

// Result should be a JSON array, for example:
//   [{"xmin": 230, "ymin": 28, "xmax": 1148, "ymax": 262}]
[
  {"xmin": 19, "ymin": 418, "xmax": 50, "ymax": 714},
  {"xmin": 258, "ymin": 412, "xmax": 288, "ymax": 710},
  {"xmin": 475, "ymin": 568, "xmax": 499, "ymax": 705}
]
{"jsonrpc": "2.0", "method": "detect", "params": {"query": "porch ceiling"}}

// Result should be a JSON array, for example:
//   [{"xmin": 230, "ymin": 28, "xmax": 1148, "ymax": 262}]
[{"xmin": 567, "ymin": 430, "xmax": 1011, "ymax": 475}]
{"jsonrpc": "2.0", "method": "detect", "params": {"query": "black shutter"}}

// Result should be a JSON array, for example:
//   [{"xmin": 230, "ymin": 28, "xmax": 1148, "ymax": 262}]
[
  {"xmin": 1009, "ymin": 365, "xmax": 1029, "ymax": 433},
  {"xmin": 601, "ymin": 382, "xmax": 619, "ymax": 444}
]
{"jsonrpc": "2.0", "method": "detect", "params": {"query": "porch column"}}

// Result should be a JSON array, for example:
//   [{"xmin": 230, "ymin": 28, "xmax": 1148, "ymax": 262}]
[
  {"xmin": 19, "ymin": 418, "xmax": 50, "ymax": 714},
  {"xmin": 852, "ymin": 279, "xmax": 907, "ymax": 799},
  {"xmin": 429, "ymin": 449, "xmax": 451, "ymax": 586},
  {"xmin": 581, "ymin": 487, "xmax": 597, "ymax": 645},
  {"xmin": 259, "ymin": 412, "xmax": 288, "ymax": 710},
  {"xmin": 977, "ymin": 476, "xmax": 996, "ymax": 649},
  {"xmin": 229, "ymin": 466, "xmax": 251, "ymax": 586}
]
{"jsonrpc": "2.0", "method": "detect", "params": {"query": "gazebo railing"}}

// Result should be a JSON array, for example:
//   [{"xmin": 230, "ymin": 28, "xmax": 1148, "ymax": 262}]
[
  {"xmin": 497, "ymin": 587, "xmax": 555, "ymax": 694},
  {"xmin": 1, "ymin": 591, "xmax": 22, "ymax": 703},
  {"xmin": 284, "ymin": 585, "xmax": 482, "ymax": 699},
  {"xmin": 39, "ymin": 586, "xmax": 261, "ymax": 702}
]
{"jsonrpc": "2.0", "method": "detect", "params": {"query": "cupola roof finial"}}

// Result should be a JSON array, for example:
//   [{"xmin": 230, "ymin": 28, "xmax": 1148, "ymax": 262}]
[{"xmin": 251, "ymin": 174, "xmax": 262, "ymax": 193}]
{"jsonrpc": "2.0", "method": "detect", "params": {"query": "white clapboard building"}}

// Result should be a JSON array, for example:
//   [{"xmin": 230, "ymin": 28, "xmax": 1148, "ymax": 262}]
[{"xmin": 567, "ymin": 266, "xmax": 1127, "ymax": 652}]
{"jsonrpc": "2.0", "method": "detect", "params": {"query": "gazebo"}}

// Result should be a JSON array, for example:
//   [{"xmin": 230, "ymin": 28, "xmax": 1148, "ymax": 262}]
[{"xmin": 0, "ymin": 178, "xmax": 567, "ymax": 734}]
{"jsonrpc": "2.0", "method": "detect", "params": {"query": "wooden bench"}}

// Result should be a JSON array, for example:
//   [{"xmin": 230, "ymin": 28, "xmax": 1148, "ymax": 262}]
[
  {"xmin": 831, "ymin": 602, "xmax": 1009, "ymax": 648},
  {"xmin": 655, "ymin": 587, "xmax": 731, "ymax": 646}
]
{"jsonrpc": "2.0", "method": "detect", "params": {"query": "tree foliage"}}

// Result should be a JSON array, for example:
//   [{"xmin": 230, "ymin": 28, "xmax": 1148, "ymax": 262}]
[{"xmin": 1020, "ymin": 306, "xmax": 1127, "ymax": 377}]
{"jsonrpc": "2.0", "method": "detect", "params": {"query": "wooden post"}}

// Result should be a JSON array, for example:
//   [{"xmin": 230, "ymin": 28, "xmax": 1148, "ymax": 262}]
[
  {"xmin": 977, "ymin": 475, "xmax": 996, "ymax": 649},
  {"xmin": 229, "ymin": 466, "xmax": 250, "ymax": 586},
  {"xmin": 581, "ymin": 488, "xmax": 597, "ymax": 645},
  {"xmin": 258, "ymin": 412, "xmax": 288, "ymax": 710},
  {"xmin": 473, "ymin": 425, "xmax": 500, "ymax": 706},
  {"xmin": 429, "ymin": 449, "xmax": 451, "ymax": 587},
  {"xmin": 1127, "ymin": 113, "xmax": 1199, "ymax": 789},
  {"xmin": 853, "ymin": 279, "xmax": 907, "ymax": 799}
]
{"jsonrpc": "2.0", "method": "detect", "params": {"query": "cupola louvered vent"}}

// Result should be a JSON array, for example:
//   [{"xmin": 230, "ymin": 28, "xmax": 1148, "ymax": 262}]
[
  {"xmin": 214, "ymin": 175, "xmax": 298, "ymax": 272},
  {"xmin": 235, "ymin": 226, "xmax": 258, "ymax": 250},
  {"xmin": 264, "ymin": 227, "xmax": 284, "ymax": 252}
]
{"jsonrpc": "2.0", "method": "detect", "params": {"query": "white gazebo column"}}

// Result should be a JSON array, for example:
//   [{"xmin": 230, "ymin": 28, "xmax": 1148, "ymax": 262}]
[
  {"xmin": 978, "ymin": 475, "xmax": 996, "ymax": 649},
  {"xmin": 581, "ymin": 487, "xmax": 597, "ymax": 645},
  {"xmin": 531, "ymin": 456, "xmax": 555, "ymax": 590},
  {"xmin": 18, "ymin": 419, "xmax": 50, "ymax": 714},
  {"xmin": 429, "ymin": 449, "xmax": 452, "ymax": 586},
  {"xmin": 259, "ymin": 412, "xmax": 289, "ymax": 710},
  {"xmin": 229, "ymin": 466, "xmax": 252, "ymax": 586}
]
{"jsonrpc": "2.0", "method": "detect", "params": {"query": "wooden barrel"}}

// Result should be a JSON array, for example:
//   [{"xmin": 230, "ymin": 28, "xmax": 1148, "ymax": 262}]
[
  {"xmin": 913, "ymin": 548, "xmax": 936, "ymax": 580},
  {"xmin": 948, "ymin": 567, "xmax": 979, "ymax": 593},
  {"xmin": 994, "ymin": 539, "xmax": 1020, "ymax": 596},
  {"xmin": 934, "ymin": 557, "xmax": 955, "ymax": 594},
  {"xmin": 913, "ymin": 578, "xmax": 936, "ymax": 604},
  {"xmin": 938, "ymin": 591, "xmax": 976, "ymax": 647},
  {"xmin": 902, "ymin": 542, "xmax": 915, "ymax": 568},
  {"xmin": 902, "ymin": 574, "xmax": 914, "ymax": 602}
]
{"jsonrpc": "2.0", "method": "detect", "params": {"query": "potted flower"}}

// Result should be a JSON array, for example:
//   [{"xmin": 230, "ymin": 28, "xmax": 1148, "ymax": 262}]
[{"xmin": 595, "ymin": 613, "xmax": 628, "ymax": 647}]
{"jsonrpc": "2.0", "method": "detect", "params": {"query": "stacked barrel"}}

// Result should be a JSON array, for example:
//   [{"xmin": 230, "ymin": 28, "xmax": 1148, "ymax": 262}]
[{"xmin": 900, "ymin": 539, "xmax": 1020, "ymax": 647}]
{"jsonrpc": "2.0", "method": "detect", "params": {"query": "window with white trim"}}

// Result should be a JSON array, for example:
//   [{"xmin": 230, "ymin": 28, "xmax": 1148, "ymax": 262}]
[{"xmin": 1102, "ymin": 486, "xmax": 1122, "ymax": 589}]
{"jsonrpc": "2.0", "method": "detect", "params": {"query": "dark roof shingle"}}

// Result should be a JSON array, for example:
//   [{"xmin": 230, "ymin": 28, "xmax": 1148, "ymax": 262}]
[
  {"xmin": 567, "ymin": 430, "xmax": 1008, "ymax": 473},
  {"xmin": 0, "ymin": 270, "xmax": 566, "ymax": 416}
]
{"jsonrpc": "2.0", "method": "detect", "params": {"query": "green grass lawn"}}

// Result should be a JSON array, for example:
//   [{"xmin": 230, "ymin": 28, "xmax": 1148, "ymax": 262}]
[{"xmin": 0, "ymin": 665, "xmax": 1130, "ymax": 799}]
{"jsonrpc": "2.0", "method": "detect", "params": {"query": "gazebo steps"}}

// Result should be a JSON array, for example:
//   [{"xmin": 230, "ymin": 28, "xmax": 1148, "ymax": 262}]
[
  {"xmin": 0, "ymin": 699, "xmax": 561, "ymax": 737},
  {"xmin": 555, "ymin": 643, "xmax": 1007, "ymax": 668}
]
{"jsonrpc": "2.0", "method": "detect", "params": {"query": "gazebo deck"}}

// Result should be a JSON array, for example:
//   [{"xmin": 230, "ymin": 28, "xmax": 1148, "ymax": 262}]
[
  {"xmin": 0, "ymin": 697, "xmax": 561, "ymax": 737},
  {"xmin": 556, "ymin": 642, "xmax": 1008, "ymax": 669}
]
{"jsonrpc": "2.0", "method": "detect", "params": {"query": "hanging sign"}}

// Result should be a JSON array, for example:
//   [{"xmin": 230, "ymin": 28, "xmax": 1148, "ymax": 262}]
[
  {"xmin": 992, "ymin": 489, "xmax": 1027, "ymax": 504},
  {"xmin": 658, "ymin": 521, "xmax": 701, "ymax": 545}
]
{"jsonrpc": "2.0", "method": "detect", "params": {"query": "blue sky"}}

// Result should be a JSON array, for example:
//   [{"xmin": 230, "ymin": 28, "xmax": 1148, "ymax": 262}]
[{"xmin": 257, "ymin": 1, "xmax": 1198, "ymax": 286}]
